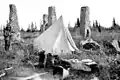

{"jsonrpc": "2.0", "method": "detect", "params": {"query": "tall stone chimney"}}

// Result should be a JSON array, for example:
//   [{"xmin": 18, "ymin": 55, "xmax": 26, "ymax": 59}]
[
  {"xmin": 48, "ymin": 6, "xmax": 57, "ymax": 27},
  {"xmin": 43, "ymin": 14, "xmax": 48, "ymax": 24},
  {"xmin": 8, "ymin": 4, "xmax": 21, "ymax": 41},
  {"xmin": 41, "ymin": 14, "xmax": 48, "ymax": 32},
  {"xmin": 43, "ymin": 14, "xmax": 49, "ymax": 30},
  {"xmin": 80, "ymin": 6, "xmax": 91, "ymax": 39},
  {"xmin": 9, "ymin": 4, "xmax": 20, "ymax": 32}
]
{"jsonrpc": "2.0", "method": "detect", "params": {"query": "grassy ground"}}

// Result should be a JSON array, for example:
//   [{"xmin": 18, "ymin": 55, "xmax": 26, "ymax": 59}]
[{"xmin": 0, "ymin": 32, "xmax": 120, "ymax": 80}]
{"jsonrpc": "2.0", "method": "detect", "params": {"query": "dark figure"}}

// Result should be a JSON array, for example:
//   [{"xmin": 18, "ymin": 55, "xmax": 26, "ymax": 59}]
[
  {"xmin": 52, "ymin": 55, "xmax": 61, "ymax": 66},
  {"xmin": 3, "ymin": 26, "xmax": 11, "ymax": 51},
  {"xmin": 52, "ymin": 55, "xmax": 71, "ymax": 69},
  {"xmin": 53, "ymin": 66, "xmax": 70, "ymax": 80},
  {"xmin": 59, "ymin": 60, "xmax": 71, "ymax": 70},
  {"xmin": 53, "ymin": 66, "xmax": 63, "ymax": 78},
  {"xmin": 45, "ymin": 53, "xmax": 53, "ymax": 69},
  {"xmin": 38, "ymin": 50, "xmax": 45, "ymax": 68},
  {"xmin": 88, "ymin": 64, "xmax": 99, "ymax": 74}
]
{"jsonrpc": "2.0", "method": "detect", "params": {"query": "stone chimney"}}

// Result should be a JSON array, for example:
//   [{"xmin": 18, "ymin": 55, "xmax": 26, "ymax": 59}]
[
  {"xmin": 43, "ymin": 14, "xmax": 49, "ymax": 30},
  {"xmin": 43, "ymin": 14, "xmax": 48, "ymax": 24},
  {"xmin": 9, "ymin": 4, "xmax": 20, "ymax": 33},
  {"xmin": 80, "ymin": 6, "xmax": 91, "ymax": 39},
  {"xmin": 40, "ymin": 14, "xmax": 48, "ymax": 33},
  {"xmin": 48, "ymin": 6, "xmax": 57, "ymax": 27},
  {"xmin": 8, "ymin": 4, "xmax": 21, "ymax": 42}
]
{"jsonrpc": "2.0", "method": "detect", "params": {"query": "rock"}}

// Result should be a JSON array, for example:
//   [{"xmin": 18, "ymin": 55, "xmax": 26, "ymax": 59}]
[{"xmin": 71, "ymin": 62, "xmax": 91, "ymax": 71}]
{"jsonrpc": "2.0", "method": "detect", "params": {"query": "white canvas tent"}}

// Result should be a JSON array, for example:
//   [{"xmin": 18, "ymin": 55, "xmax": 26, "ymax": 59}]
[
  {"xmin": 33, "ymin": 16, "xmax": 79, "ymax": 55},
  {"xmin": 112, "ymin": 39, "xmax": 120, "ymax": 52}
]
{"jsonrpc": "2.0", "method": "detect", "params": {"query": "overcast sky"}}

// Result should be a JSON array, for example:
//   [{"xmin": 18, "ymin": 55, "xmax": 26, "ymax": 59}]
[{"xmin": 0, "ymin": 0, "xmax": 120, "ymax": 30}]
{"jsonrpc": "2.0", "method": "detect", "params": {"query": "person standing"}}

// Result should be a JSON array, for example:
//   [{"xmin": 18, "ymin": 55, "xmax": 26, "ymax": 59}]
[
  {"xmin": 38, "ymin": 50, "xmax": 45, "ymax": 68},
  {"xmin": 3, "ymin": 24, "xmax": 11, "ymax": 51}
]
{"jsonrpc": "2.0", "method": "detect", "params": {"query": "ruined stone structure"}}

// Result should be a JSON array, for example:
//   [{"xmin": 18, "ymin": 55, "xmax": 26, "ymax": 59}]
[
  {"xmin": 80, "ymin": 6, "xmax": 91, "ymax": 39},
  {"xmin": 40, "ymin": 14, "xmax": 48, "ymax": 33},
  {"xmin": 9, "ymin": 4, "xmax": 20, "ymax": 32},
  {"xmin": 43, "ymin": 14, "xmax": 48, "ymax": 31},
  {"xmin": 43, "ymin": 14, "xmax": 48, "ymax": 24},
  {"xmin": 48, "ymin": 6, "xmax": 57, "ymax": 27},
  {"xmin": 8, "ymin": 4, "xmax": 21, "ymax": 41},
  {"xmin": 40, "ymin": 6, "xmax": 57, "ymax": 32}
]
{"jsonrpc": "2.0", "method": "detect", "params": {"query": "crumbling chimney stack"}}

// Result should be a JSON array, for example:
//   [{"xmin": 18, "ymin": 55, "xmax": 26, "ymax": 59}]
[
  {"xmin": 9, "ymin": 4, "xmax": 20, "ymax": 32},
  {"xmin": 8, "ymin": 4, "xmax": 21, "ymax": 41},
  {"xmin": 80, "ymin": 6, "xmax": 91, "ymax": 39},
  {"xmin": 48, "ymin": 6, "xmax": 57, "ymax": 27}
]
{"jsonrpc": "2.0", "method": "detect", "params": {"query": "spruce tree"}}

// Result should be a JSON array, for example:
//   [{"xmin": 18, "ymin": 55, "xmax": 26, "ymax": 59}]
[
  {"xmin": 76, "ymin": 18, "xmax": 80, "ymax": 27},
  {"xmin": 95, "ymin": 20, "xmax": 98, "ymax": 27},
  {"xmin": 98, "ymin": 23, "xmax": 101, "ymax": 32},
  {"xmin": 113, "ymin": 17, "xmax": 116, "ymax": 26}
]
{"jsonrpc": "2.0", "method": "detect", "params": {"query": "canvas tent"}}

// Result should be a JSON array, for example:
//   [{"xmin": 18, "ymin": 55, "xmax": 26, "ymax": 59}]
[
  {"xmin": 33, "ymin": 16, "xmax": 79, "ymax": 55},
  {"xmin": 112, "ymin": 39, "xmax": 120, "ymax": 52}
]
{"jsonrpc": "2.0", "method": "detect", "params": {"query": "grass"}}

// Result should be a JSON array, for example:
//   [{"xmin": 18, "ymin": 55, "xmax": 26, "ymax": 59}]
[{"xmin": 0, "ymin": 31, "xmax": 120, "ymax": 80}]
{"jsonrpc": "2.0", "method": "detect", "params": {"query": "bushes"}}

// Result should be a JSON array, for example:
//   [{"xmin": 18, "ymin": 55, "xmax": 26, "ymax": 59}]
[
  {"xmin": 82, "ymin": 43, "xmax": 100, "ymax": 51},
  {"xmin": 102, "ymin": 40, "xmax": 118, "ymax": 56},
  {"xmin": 97, "ymin": 65, "xmax": 110, "ymax": 80},
  {"xmin": 109, "ymin": 59, "xmax": 120, "ymax": 80}
]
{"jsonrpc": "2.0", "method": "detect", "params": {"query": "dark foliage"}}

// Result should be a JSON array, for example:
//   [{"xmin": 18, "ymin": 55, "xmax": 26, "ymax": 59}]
[
  {"xmin": 26, "ymin": 28, "xmax": 31, "ymax": 32},
  {"xmin": 83, "ymin": 43, "xmax": 100, "ymax": 51},
  {"xmin": 113, "ymin": 17, "xmax": 117, "ymax": 27},
  {"xmin": 20, "ymin": 28, "xmax": 25, "ymax": 32},
  {"xmin": 103, "ymin": 40, "xmax": 118, "ymax": 56},
  {"xmin": 109, "ymin": 59, "xmax": 120, "ymax": 80},
  {"xmin": 98, "ymin": 24, "xmax": 101, "ymax": 33},
  {"xmin": 76, "ymin": 18, "xmax": 80, "ymax": 27},
  {"xmin": 97, "ymin": 65, "xmax": 110, "ymax": 80}
]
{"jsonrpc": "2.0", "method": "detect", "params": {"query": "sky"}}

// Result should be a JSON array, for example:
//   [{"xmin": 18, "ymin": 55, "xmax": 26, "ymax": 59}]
[{"xmin": 0, "ymin": 0, "xmax": 120, "ymax": 30}]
